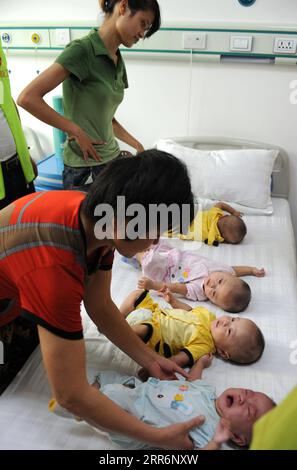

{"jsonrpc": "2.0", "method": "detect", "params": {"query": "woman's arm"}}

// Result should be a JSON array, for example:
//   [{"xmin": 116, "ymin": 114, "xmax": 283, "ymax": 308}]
[
  {"xmin": 17, "ymin": 63, "xmax": 103, "ymax": 161},
  {"xmin": 84, "ymin": 269, "xmax": 188, "ymax": 380},
  {"xmin": 38, "ymin": 325, "xmax": 202, "ymax": 449},
  {"xmin": 112, "ymin": 118, "xmax": 144, "ymax": 153}
]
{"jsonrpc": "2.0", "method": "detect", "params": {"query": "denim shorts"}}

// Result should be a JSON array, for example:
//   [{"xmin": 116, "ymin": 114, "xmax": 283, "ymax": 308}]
[{"xmin": 62, "ymin": 151, "xmax": 133, "ymax": 191}]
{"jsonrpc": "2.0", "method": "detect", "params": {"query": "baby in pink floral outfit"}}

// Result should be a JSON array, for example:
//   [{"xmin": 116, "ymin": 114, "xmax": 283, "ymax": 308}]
[{"xmin": 135, "ymin": 241, "xmax": 264, "ymax": 313}]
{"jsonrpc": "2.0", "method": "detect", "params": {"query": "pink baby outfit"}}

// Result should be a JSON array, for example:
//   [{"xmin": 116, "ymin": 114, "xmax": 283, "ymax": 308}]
[{"xmin": 141, "ymin": 240, "xmax": 234, "ymax": 301}]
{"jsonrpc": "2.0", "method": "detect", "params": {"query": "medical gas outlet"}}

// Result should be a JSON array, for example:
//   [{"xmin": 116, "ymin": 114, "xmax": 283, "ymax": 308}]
[
  {"xmin": 1, "ymin": 33, "xmax": 12, "ymax": 44},
  {"xmin": 31, "ymin": 33, "xmax": 41, "ymax": 45},
  {"xmin": 183, "ymin": 33, "xmax": 207, "ymax": 50}
]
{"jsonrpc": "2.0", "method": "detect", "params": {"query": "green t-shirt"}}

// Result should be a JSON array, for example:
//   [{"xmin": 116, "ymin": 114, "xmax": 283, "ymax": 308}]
[
  {"xmin": 55, "ymin": 29, "xmax": 128, "ymax": 167},
  {"xmin": 250, "ymin": 387, "xmax": 297, "ymax": 450}
]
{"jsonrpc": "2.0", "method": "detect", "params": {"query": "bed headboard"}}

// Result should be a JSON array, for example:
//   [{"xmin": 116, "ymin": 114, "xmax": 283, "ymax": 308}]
[{"xmin": 166, "ymin": 136, "xmax": 289, "ymax": 199}]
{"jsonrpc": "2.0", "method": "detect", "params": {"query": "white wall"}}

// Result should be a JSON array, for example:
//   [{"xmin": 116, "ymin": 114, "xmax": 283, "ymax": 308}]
[
  {"xmin": 1, "ymin": 0, "xmax": 297, "ymax": 24},
  {"xmin": 2, "ymin": 0, "xmax": 297, "ymax": 236}
]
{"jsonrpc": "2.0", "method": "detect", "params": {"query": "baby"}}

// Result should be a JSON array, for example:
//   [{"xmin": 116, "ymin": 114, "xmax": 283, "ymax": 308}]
[
  {"xmin": 120, "ymin": 288, "xmax": 265, "ymax": 368},
  {"xmin": 128, "ymin": 240, "xmax": 265, "ymax": 313},
  {"xmin": 49, "ymin": 354, "xmax": 275, "ymax": 450},
  {"xmin": 179, "ymin": 201, "xmax": 246, "ymax": 245}
]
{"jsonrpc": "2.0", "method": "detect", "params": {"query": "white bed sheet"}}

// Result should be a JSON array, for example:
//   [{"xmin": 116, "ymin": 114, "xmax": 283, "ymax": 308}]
[{"xmin": 0, "ymin": 197, "xmax": 296, "ymax": 449}]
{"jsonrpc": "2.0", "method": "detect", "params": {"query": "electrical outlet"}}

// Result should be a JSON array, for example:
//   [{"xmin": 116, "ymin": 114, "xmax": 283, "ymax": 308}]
[
  {"xmin": 274, "ymin": 38, "xmax": 297, "ymax": 54},
  {"xmin": 56, "ymin": 29, "xmax": 70, "ymax": 47},
  {"xmin": 183, "ymin": 33, "xmax": 207, "ymax": 50}
]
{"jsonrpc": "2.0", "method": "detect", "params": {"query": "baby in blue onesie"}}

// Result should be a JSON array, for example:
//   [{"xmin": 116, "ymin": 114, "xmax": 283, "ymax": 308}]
[
  {"xmin": 50, "ymin": 354, "xmax": 275, "ymax": 450},
  {"xmin": 97, "ymin": 369, "xmax": 221, "ymax": 449},
  {"xmin": 95, "ymin": 355, "xmax": 275, "ymax": 449}
]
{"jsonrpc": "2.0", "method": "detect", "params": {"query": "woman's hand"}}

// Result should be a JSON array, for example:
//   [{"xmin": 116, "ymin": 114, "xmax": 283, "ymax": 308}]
[
  {"xmin": 156, "ymin": 416, "xmax": 205, "ymax": 450},
  {"xmin": 146, "ymin": 354, "xmax": 189, "ymax": 381},
  {"xmin": 68, "ymin": 127, "xmax": 105, "ymax": 162}
]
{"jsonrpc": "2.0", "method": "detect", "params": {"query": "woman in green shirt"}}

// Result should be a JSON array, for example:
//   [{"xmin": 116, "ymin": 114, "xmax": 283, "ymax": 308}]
[{"xmin": 18, "ymin": 0, "xmax": 161, "ymax": 189}]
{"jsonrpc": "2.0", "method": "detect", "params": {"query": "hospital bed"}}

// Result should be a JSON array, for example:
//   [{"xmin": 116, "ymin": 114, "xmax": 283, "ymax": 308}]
[{"xmin": 0, "ymin": 137, "xmax": 296, "ymax": 450}]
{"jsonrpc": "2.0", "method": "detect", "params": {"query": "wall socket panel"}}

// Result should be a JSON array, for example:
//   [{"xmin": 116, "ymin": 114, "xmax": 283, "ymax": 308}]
[
  {"xmin": 274, "ymin": 38, "xmax": 297, "ymax": 54},
  {"xmin": 183, "ymin": 33, "xmax": 207, "ymax": 50}
]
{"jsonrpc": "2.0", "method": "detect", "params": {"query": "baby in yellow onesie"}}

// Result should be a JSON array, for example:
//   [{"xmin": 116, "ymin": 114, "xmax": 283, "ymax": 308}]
[
  {"xmin": 120, "ymin": 288, "xmax": 264, "ymax": 369},
  {"xmin": 180, "ymin": 202, "xmax": 246, "ymax": 246}
]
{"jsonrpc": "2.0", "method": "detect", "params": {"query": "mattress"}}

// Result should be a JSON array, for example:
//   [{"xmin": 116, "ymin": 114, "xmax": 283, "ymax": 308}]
[{"xmin": 0, "ymin": 197, "xmax": 296, "ymax": 449}]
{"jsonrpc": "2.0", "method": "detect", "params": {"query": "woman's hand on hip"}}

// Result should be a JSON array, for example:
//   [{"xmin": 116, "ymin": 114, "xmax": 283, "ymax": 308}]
[{"xmin": 68, "ymin": 127, "xmax": 105, "ymax": 162}]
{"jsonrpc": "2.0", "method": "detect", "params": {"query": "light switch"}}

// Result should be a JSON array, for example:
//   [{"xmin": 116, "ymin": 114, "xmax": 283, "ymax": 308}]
[{"xmin": 230, "ymin": 35, "xmax": 253, "ymax": 52}]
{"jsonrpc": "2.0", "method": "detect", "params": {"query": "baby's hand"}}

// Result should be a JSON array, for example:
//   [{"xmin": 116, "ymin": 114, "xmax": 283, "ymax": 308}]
[
  {"xmin": 198, "ymin": 353, "xmax": 213, "ymax": 369},
  {"xmin": 213, "ymin": 419, "xmax": 232, "ymax": 446},
  {"xmin": 137, "ymin": 276, "xmax": 154, "ymax": 290},
  {"xmin": 233, "ymin": 210, "xmax": 243, "ymax": 218},
  {"xmin": 159, "ymin": 286, "xmax": 175, "ymax": 304},
  {"xmin": 252, "ymin": 267, "xmax": 265, "ymax": 277}
]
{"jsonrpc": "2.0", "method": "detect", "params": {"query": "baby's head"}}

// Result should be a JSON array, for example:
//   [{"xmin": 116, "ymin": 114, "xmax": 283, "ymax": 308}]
[
  {"xmin": 210, "ymin": 316, "xmax": 265, "ymax": 364},
  {"xmin": 215, "ymin": 388, "xmax": 276, "ymax": 446},
  {"xmin": 218, "ymin": 215, "xmax": 247, "ymax": 244},
  {"xmin": 204, "ymin": 272, "xmax": 251, "ymax": 312}
]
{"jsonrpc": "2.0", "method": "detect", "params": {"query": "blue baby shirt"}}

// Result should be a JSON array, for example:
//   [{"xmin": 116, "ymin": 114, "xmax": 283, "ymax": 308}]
[{"xmin": 98, "ymin": 371, "xmax": 220, "ymax": 449}]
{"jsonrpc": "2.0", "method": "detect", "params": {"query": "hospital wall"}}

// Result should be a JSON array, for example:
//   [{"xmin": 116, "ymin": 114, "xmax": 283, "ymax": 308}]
[{"xmin": 2, "ymin": 0, "xmax": 297, "ymax": 238}]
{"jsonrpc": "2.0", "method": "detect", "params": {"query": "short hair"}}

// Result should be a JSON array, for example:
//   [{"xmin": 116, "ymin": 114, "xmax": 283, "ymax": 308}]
[
  {"xmin": 82, "ymin": 149, "xmax": 194, "ymax": 237},
  {"xmin": 226, "ymin": 280, "xmax": 251, "ymax": 313},
  {"xmin": 230, "ymin": 322, "xmax": 265, "ymax": 364},
  {"xmin": 100, "ymin": 0, "xmax": 161, "ymax": 37},
  {"xmin": 226, "ymin": 216, "xmax": 247, "ymax": 244}
]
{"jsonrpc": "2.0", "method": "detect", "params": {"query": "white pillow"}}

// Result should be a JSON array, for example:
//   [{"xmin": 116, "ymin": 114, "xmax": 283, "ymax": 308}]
[
  {"xmin": 196, "ymin": 197, "xmax": 273, "ymax": 216},
  {"xmin": 156, "ymin": 139, "xmax": 279, "ymax": 214}
]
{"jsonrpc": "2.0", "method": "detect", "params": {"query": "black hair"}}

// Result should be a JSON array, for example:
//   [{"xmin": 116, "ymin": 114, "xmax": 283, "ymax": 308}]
[
  {"xmin": 82, "ymin": 149, "xmax": 194, "ymax": 238},
  {"xmin": 226, "ymin": 280, "xmax": 251, "ymax": 313},
  {"xmin": 100, "ymin": 0, "xmax": 161, "ymax": 37},
  {"xmin": 224, "ymin": 216, "xmax": 247, "ymax": 244},
  {"xmin": 230, "ymin": 322, "xmax": 265, "ymax": 365}
]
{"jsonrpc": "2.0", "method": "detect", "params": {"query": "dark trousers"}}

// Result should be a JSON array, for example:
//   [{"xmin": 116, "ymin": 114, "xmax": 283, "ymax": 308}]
[
  {"xmin": 62, "ymin": 151, "xmax": 133, "ymax": 191},
  {"xmin": 0, "ymin": 154, "xmax": 35, "ymax": 210},
  {"xmin": 62, "ymin": 164, "xmax": 107, "ymax": 191},
  {"xmin": 0, "ymin": 316, "xmax": 39, "ymax": 394}
]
